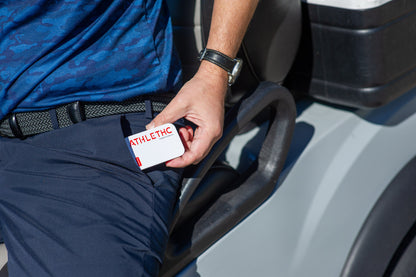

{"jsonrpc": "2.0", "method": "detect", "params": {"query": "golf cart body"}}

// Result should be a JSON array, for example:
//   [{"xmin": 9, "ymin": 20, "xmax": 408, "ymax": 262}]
[
  {"xmin": 162, "ymin": 0, "xmax": 416, "ymax": 276},
  {"xmin": 1, "ymin": 0, "xmax": 416, "ymax": 276}
]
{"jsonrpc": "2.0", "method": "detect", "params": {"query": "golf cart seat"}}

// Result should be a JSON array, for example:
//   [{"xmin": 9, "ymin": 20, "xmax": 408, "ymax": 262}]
[{"xmin": 160, "ymin": 0, "xmax": 301, "ymax": 276}]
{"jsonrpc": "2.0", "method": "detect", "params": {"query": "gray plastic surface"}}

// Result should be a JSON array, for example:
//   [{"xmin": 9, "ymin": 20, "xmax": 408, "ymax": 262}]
[{"xmin": 175, "ymin": 88, "xmax": 416, "ymax": 277}]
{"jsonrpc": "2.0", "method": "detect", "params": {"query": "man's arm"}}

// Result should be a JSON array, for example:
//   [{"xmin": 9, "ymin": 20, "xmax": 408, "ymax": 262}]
[{"xmin": 146, "ymin": 0, "xmax": 259, "ymax": 168}]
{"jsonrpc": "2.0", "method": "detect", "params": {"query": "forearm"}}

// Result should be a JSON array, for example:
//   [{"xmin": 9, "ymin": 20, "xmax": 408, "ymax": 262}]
[
  {"xmin": 197, "ymin": 0, "xmax": 259, "ymax": 91},
  {"xmin": 206, "ymin": 0, "xmax": 259, "ymax": 58},
  {"xmin": 148, "ymin": 0, "xmax": 259, "ymax": 167}
]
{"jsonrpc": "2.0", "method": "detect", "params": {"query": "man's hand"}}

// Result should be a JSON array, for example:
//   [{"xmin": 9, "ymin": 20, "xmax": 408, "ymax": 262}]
[
  {"xmin": 146, "ymin": 61, "xmax": 228, "ymax": 168},
  {"xmin": 147, "ymin": 0, "xmax": 259, "ymax": 168}
]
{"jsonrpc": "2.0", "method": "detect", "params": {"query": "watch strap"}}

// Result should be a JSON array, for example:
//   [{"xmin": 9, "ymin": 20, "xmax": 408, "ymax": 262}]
[{"xmin": 199, "ymin": 48, "xmax": 237, "ymax": 74}]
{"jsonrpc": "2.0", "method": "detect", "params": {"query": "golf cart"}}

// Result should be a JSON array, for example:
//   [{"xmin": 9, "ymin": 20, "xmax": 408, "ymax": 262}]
[
  {"xmin": 1, "ymin": 0, "xmax": 416, "ymax": 276},
  {"xmin": 161, "ymin": 0, "xmax": 416, "ymax": 276}
]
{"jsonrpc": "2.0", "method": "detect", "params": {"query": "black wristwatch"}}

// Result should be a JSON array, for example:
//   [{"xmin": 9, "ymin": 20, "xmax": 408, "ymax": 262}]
[{"xmin": 199, "ymin": 48, "xmax": 243, "ymax": 86}]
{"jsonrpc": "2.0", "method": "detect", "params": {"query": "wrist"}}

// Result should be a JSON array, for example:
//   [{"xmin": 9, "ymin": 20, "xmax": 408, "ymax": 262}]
[
  {"xmin": 192, "ymin": 61, "xmax": 228, "ymax": 99},
  {"xmin": 198, "ymin": 48, "xmax": 243, "ymax": 86},
  {"xmin": 197, "ymin": 60, "xmax": 229, "ymax": 89},
  {"xmin": 198, "ymin": 60, "xmax": 229, "ymax": 80}
]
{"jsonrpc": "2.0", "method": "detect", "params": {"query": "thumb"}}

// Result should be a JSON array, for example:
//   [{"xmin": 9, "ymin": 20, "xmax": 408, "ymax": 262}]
[{"xmin": 146, "ymin": 100, "xmax": 184, "ymax": 130}]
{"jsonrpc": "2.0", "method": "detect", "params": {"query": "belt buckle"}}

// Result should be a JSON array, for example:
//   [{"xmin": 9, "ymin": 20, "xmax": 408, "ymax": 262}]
[
  {"xmin": 67, "ymin": 101, "xmax": 86, "ymax": 124},
  {"xmin": 8, "ymin": 114, "xmax": 25, "ymax": 139}
]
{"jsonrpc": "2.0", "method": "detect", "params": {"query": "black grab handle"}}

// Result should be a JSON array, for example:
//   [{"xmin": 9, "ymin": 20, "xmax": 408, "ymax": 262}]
[{"xmin": 171, "ymin": 81, "xmax": 296, "ymax": 231}]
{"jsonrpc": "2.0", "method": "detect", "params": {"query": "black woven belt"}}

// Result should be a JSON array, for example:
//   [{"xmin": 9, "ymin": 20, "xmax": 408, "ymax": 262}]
[{"xmin": 0, "ymin": 94, "xmax": 173, "ymax": 139}]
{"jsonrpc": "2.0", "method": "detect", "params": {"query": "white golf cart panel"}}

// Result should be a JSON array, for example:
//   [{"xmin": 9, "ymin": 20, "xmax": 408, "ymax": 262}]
[
  {"xmin": 176, "ymin": 89, "xmax": 416, "ymax": 277},
  {"xmin": 305, "ymin": 0, "xmax": 392, "ymax": 10}
]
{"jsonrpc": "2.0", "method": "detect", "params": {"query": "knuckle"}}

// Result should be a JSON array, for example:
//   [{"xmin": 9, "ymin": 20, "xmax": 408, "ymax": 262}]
[
  {"xmin": 212, "ymin": 124, "xmax": 223, "ymax": 140},
  {"xmin": 158, "ymin": 112, "xmax": 167, "ymax": 122},
  {"xmin": 154, "ymin": 112, "xmax": 168, "ymax": 125},
  {"xmin": 192, "ymin": 157, "xmax": 203, "ymax": 165},
  {"xmin": 190, "ymin": 151, "xmax": 204, "ymax": 165},
  {"xmin": 193, "ymin": 151, "xmax": 202, "ymax": 160}
]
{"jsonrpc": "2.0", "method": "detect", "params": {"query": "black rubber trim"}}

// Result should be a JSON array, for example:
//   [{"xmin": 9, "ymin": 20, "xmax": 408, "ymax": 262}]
[
  {"xmin": 0, "ymin": 264, "xmax": 7, "ymax": 277},
  {"xmin": 285, "ymin": 0, "xmax": 416, "ymax": 108},
  {"xmin": 341, "ymin": 155, "xmax": 416, "ymax": 277},
  {"xmin": 173, "ymin": 162, "xmax": 240, "ymax": 228},
  {"xmin": 306, "ymin": 0, "xmax": 416, "ymax": 29},
  {"xmin": 387, "ymin": 221, "xmax": 416, "ymax": 276},
  {"xmin": 160, "ymin": 82, "xmax": 296, "ymax": 277}
]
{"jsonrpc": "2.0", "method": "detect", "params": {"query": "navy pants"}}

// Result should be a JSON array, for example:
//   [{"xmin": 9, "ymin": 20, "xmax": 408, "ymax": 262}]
[{"xmin": 0, "ymin": 113, "xmax": 183, "ymax": 276}]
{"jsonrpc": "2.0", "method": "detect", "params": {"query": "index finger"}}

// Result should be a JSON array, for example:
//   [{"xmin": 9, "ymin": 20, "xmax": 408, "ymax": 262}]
[
  {"xmin": 146, "ymin": 98, "xmax": 185, "ymax": 130},
  {"xmin": 165, "ymin": 128, "xmax": 214, "ymax": 168}
]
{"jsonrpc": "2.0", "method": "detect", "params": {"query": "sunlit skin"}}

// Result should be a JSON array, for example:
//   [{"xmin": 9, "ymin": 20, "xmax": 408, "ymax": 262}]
[{"xmin": 146, "ymin": 0, "xmax": 260, "ymax": 168}]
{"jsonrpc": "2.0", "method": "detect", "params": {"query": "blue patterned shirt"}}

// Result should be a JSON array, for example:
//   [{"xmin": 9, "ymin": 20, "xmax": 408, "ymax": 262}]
[{"xmin": 0, "ymin": 0, "xmax": 182, "ymax": 120}]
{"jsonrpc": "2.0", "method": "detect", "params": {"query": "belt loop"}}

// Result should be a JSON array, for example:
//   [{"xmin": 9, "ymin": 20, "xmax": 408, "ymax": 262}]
[
  {"xmin": 145, "ymin": 99, "xmax": 153, "ymax": 119},
  {"xmin": 8, "ymin": 114, "xmax": 24, "ymax": 139},
  {"xmin": 67, "ymin": 101, "xmax": 86, "ymax": 124},
  {"xmin": 49, "ymin": 109, "xmax": 59, "ymax": 130}
]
